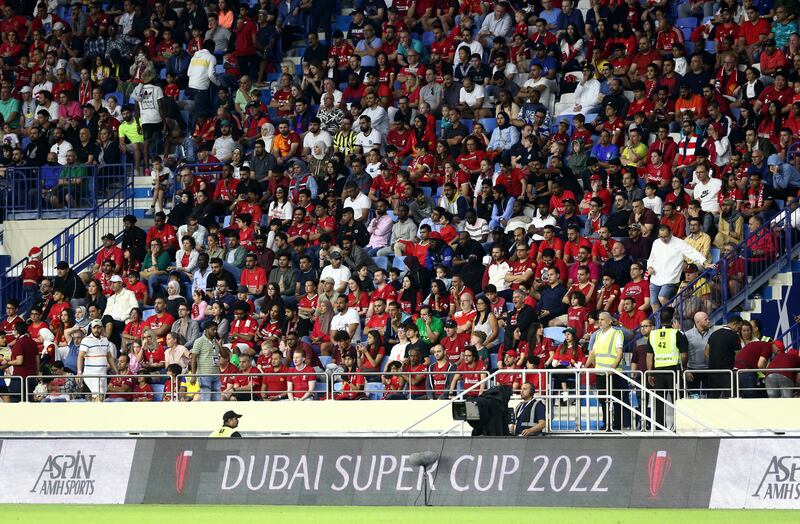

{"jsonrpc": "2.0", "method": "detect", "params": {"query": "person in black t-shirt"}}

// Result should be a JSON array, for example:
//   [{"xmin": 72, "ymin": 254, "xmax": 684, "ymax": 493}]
[{"xmin": 705, "ymin": 316, "xmax": 743, "ymax": 398}]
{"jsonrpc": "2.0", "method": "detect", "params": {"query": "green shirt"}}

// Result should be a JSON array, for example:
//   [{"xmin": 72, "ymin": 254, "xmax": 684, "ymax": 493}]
[
  {"xmin": 0, "ymin": 97, "xmax": 20, "ymax": 128},
  {"xmin": 416, "ymin": 316, "xmax": 443, "ymax": 344},
  {"xmin": 143, "ymin": 250, "xmax": 171, "ymax": 271},
  {"xmin": 119, "ymin": 120, "xmax": 144, "ymax": 144},
  {"xmin": 60, "ymin": 165, "xmax": 87, "ymax": 185},
  {"xmin": 191, "ymin": 335, "xmax": 220, "ymax": 375}
]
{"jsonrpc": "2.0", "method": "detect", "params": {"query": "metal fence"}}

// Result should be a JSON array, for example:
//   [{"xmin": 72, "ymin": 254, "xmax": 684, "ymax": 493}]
[{"xmin": 3, "ymin": 163, "xmax": 133, "ymax": 220}]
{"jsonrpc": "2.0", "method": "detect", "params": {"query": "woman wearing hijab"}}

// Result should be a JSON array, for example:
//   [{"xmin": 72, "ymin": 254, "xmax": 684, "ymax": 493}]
[
  {"xmin": 307, "ymin": 140, "xmax": 330, "ymax": 179},
  {"xmin": 168, "ymin": 191, "xmax": 195, "ymax": 228},
  {"xmin": 486, "ymin": 112, "xmax": 520, "ymax": 163},
  {"xmin": 259, "ymin": 122, "xmax": 275, "ymax": 152},
  {"xmin": 73, "ymin": 306, "xmax": 90, "ymax": 329},
  {"xmin": 307, "ymin": 299, "xmax": 334, "ymax": 356},
  {"xmin": 165, "ymin": 280, "xmax": 188, "ymax": 319}
]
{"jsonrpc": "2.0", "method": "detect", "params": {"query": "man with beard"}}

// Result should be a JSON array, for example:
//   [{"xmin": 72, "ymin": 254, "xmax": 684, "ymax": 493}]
[
  {"xmin": 211, "ymin": 120, "xmax": 236, "ymax": 162},
  {"xmin": 117, "ymin": 104, "xmax": 144, "ymax": 175},
  {"xmin": 272, "ymin": 120, "xmax": 300, "ymax": 169}
]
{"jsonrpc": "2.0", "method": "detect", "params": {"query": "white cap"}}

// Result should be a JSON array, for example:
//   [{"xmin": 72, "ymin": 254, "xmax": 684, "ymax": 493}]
[
  {"xmin": 89, "ymin": 319, "xmax": 103, "ymax": 328},
  {"xmin": 53, "ymin": 22, "xmax": 65, "ymax": 31},
  {"xmin": 110, "ymin": 275, "xmax": 123, "ymax": 283}
]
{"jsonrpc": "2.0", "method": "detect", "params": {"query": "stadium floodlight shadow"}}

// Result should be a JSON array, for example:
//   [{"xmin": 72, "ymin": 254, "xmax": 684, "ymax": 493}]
[{"xmin": 409, "ymin": 451, "xmax": 440, "ymax": 507}]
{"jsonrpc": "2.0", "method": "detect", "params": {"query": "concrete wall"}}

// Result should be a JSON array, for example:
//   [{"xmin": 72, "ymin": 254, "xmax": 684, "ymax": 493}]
[
  {"xmin": 3, "ymin": 398, "xmax": 799, "ymax": 435},
  {"xmin": 676, "ymin": 398, "xmax": 800, "ymax": 433},
  {"xmin": 0, "ymin": 400, "xmax": 462, "ymax": 435},
  {"xmin": 2, "ymin": 217, "xmax": 124, "ymax": 269}
]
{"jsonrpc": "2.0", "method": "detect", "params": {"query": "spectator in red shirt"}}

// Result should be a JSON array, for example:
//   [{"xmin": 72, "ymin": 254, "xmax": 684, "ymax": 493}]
[
  {"xmin": 0, "ymin": 322, "xmax": 39, "ymax": 400},
  {"xmin": 765, "ymin": 342, "xmax": 800, "ymax": 398},
  {"xmin": 735, "ymin": 340, "xmax": 773, "ymax": 398},
  {"xmin": 450, "ymin": 346, "xmax": 488, "ymax": 397},
  {"xmin": 146, "ymin": 212, "xmax": 179, "ymax": 253},
  {"xmin": 287, "ymin": 348, "xmax": 317, "ymax": 401}
]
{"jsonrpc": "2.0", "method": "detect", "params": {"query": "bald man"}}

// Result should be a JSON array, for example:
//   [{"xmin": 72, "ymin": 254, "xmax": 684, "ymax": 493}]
[{"xmin": 683, "ymin": 311, "xmax": 717, "ymax": 398}]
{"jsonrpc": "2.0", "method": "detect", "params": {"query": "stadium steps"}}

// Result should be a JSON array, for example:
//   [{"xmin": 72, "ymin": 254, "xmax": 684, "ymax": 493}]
[{"xmin": 742, "ymin": 265, "xmax": 800, "ymax": 339}]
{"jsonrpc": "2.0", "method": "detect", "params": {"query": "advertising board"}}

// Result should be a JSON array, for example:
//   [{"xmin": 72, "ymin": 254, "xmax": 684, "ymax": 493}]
[
  {"xmin": 0, "ymin": 439, "xmax": 136, "ymax": 504},
  {"xmin": 126, "ymin": 437, "xmax": 719, "ymax": 508}
]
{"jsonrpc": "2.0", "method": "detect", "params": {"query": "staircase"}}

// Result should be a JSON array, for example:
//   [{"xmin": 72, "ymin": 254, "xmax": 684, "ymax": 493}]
[{"xmin": 742, "ymin": 262, "xmax": 800, "ymax": 340}]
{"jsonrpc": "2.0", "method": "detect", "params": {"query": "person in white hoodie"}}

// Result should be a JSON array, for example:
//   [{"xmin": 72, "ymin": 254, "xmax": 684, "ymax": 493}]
[{"xmin": 187, "ymin": 40, "xmax": 219, "ymax": 119}]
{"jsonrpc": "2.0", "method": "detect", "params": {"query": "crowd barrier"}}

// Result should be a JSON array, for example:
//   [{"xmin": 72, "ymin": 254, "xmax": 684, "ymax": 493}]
[{"xmin": 0, "ymin": 436, "xmax": 796, "ymax": 509}]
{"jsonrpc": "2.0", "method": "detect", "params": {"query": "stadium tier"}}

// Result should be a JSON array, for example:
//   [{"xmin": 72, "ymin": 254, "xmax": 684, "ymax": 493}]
[{"xmin": 0, "ymin": 0, "xmax": 799, "ymax": 443}]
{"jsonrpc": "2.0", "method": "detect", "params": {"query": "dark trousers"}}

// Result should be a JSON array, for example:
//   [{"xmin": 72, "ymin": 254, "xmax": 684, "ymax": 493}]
[
  {"xmin": 650, "ymin": 368, "xmax": 678, "ymax": 429},
  {"xmin": 707, "ymin": 371, "xmax": 732, "ymax": 398},
  {"xmin": 597, "ymin": 372, "xmax": 626, "ymax": 431},
  {"xmin": 685, "ymin": 368, "xmax": 710, "ymax": 397}
]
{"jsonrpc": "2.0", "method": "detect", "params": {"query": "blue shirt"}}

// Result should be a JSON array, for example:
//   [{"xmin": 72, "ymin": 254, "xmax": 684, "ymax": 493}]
[
  {"xmin": 591, "ymin": 143, "xmax": 619, "ymax": 161},
  {"xmin": 356, "ymin": 37, "xmax": 382, "ymax": 68},
  {"xmin": 539, "ymin": 283, "xmax": 568, "ymax": 317}
]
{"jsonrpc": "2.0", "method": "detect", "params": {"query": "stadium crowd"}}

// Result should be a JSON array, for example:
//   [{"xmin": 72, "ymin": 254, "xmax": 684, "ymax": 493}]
[{"xmin": 0, "ymin": 0, "xmax": 799, "ymax": 405}]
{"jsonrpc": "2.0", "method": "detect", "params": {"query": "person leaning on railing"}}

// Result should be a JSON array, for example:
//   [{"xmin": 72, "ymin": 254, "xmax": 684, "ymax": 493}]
[{"xmin": 765, "ymin": 341, "xmax": 800, "ymax": 399}]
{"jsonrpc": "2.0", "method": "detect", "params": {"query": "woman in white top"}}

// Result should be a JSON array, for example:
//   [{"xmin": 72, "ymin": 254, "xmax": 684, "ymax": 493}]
[
  {"xmin": 388, "ymin": 328, "xmax": 409, "ymax": 364},
  {"xmin": 164, "ymin": 332, "xmax": 192, "ymax": 372},
  {"xmin": 267, "ymin": 186, "xmax": 294, "ymax": 225},
  {"xmin": 473, "ymin": 296, "xmax": 500, "ymax": 349}
]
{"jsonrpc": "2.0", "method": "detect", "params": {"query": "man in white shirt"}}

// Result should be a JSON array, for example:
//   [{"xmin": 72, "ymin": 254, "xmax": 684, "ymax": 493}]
[
  {"xmin": 301, "ymin": 117, "xmax": 333, "ymax": 156},
  {"xmin": 319, "ymin": 252, "xmax": 351, "ymax": 294},
  {"xmin": 212, "ymin": 120, "xmax": 237, "ymax": 162},
  {"xmin": 647, "ymin": 225, "xmax": 714, "ymax": 311},
  {"xmin": 691, "ymin": 162, "xmax": 722, "ymax": 214},
  {"xmin": 485, "ymin": 246, "xmax": 512, "ymax": 297},
  {"xmin": 354, "ymin": 114, "xmax": 382, "ymax": 153},
  {"xmin": 568, "ymin": 65, "xmax": 602, "ymax": 116},
  {"xmin": 343, "ymin": 182, "xmax": 372, "ymax": 222},
  {"xmin": 454, "ymin": 26, "xmax": 484, "ymax": 66},
  {"xmin": 78, "ymin": 319, "xmax": 119, "ymax": 400},
  {"xmin": 187, "ymin": 41, "xmax": 219, "ymax": 118},
  {"xmin": 458, "ymin": 77, "xmax": 489, "ymax": 119},
  {"xmin": 49, "ymin": 127, "xmax": 72, "ymax": 165},
  {"xmin": 330, "ymin": 295, "xmax": 361, "ymax": 342},
  {"xmin": 131, "ymin": 69, "xmax": 165, "ymax": 167},
  {"xmin": 520, "ymin": 64, "xmax": 555, "ymax": 109},
  {"xmin": 360, "ymin": 92, "xmax": 389, "ymax": 141}
]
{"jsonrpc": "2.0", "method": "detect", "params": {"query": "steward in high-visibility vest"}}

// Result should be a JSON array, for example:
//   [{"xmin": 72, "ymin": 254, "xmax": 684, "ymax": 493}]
[
  {"xmin": 209, "ymin": 410, "xmax": 242, "ymax": 438},
  {"xmin": 645, "ymin": 307, "xmax": 689, "ymax": 429}
]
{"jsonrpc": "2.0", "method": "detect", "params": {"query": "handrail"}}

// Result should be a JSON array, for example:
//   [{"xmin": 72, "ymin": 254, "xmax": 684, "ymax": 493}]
[
  {"xmin": 626, "ymin": 206, "xmax": 798, "ymax": 351},
  {"xmin": 735, "ymin": 367, "xmax": 800, "ymax": 398},
  {"xmin": 0, "ymin": 165, "xmax": 134, "ymax": 311},
  {"xmin": 393, "ymin": 367, "xmax": 729, "ymax": 436}
]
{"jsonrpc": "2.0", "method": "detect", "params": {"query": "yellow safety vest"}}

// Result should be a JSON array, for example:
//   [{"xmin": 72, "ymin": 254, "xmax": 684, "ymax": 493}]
[
  {"xmin": 209, "ymin": 426, "xmax": 237, "ymax": 438},
  {"xmin": 594, "ymin": 328, "xmax": 623, "ymax": 369},
  {"xmin": 649, "ymin": 328, "xmax": 680, "ymax": 368}
]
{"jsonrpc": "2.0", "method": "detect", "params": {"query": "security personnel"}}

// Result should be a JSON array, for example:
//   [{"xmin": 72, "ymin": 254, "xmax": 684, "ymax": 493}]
[
  {"xmin": 586, "ymin": 312, "xmax": 625, "ymax": 431},
  {"xmin": 646, "ymin": 307, "xmax": 689, "ymax": 429},
  {"xmin": 511, "ymin": 383, "xmax": 547, "ymax": 437},
  {"xmin": 210, "ymin": 410, "xmax": 242, "ymax": 438}
]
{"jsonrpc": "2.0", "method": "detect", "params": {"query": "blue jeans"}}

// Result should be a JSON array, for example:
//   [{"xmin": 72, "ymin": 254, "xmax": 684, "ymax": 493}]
[
  {"xmin": 649, "ymin": 282, "xmax": 678, "ymax": 306},
  {"xmin": 199, "ymin": 375, "xmax": 221, "ymax": 401},
  {"xmin": 147, "ymin": 274, "xmax": 170, "ymax": 301}
]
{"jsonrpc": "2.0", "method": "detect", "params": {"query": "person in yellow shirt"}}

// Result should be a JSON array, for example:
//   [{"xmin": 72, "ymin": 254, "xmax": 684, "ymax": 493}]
[
  {"xmin": 684, "ymin": 216, "xmax": 711, "ymax": 263},
  {"xmin": 209, "ymin": 410, "xmax": 242, "ymax": 437},
  {"xmin": 620, "ymin": 128, "xmax": 648, "ymax": 168},
  {"xmin": 117, "ymin": 104, "xmax": 144, "ymax": 175}
]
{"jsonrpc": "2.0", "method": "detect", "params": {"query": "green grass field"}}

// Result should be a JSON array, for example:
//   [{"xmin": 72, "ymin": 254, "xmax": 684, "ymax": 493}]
[{"xmin": 1, "ymin": 505, "xmax": 796, "ymax": 524}]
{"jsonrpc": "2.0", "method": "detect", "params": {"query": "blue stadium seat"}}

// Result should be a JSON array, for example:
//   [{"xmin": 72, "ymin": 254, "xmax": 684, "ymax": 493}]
[
  {"xmin": 365, "ymin": 382, "xmax": 384, "ymax": 400},
  {"xmin": 675, "ymin": 17, "xmax": 698, "ymax": 30},
  {"xmin": 373, "ymin": 256, "xmax": 389, "ymax": 271},
  {"xmin": 141, "ymin": 308, "xmax": 156, "ymax": 321},
  {"xmin": 421, "ymin": 32, "xmax": 435, "ymax": 46},
  {"xmin": 151, "ymin": 383, "xmax": 165, "ymax": 402},
  {"xmin": 421, "ymin": 186, "xmax": 432, "ymax": 199},
  {"xmin": 392, "ymin": 255, "xmax": 408, "ymax": 272},
  {"xmin": 314, "ymin": 381, "xmax": 328, "ymax": 399},
  {"xmin": 215, "ymin": 64, "xmax": 225, "ymax": 75},
  {"xmin": 710, "ymin": 248, "xmax": 720, "ymax": 264},
  {"xmin": 479, "ymin": 118, "xmax": 497, "ymax": 134},
  {"xmin": 319, "ymin": 355, "xmax": 332, "ymax": 368},
  {"xmin": 489, "ymin": 353, "xmax": 498, "ymax": 371}
]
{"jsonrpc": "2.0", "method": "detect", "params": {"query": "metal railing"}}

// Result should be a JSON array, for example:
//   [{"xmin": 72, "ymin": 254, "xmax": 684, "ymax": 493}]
[
  {"xmin": 0, "ymin": 375, "xmax": 25, "ymax": 402},
  {"xmin": 0, "ymin": 170, "xmax": 134, "ymax": 311},
  {"xmin": 3, "ymin": 163, "xmax": 133, "ymax": 220},
  {"xmin": 682, "ymin": 369, "xmax": 735, "ymax": 399},
  {"xmin": 626, "ymin": 207, "xmax": 800, "ymax": 346},
  {"xmin": 328, "ymin": 370, "xmax": 492, "ymax": 400},
  {"xmin": 393, "ymin": 367, "xmax": 726, "ymax": 436},
  {"xmin": 176, "ymin": 372, "xmax": 331, "ymax": 401}
]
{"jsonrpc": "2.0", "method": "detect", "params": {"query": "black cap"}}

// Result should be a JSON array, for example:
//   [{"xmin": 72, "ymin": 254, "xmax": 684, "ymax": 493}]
[
  {"xmin": 223, "ymin": 410, "xmax": 242, "ymax": 421},
  {"xmin": 202, "ymin": 319, "xmax": 218, "ymax": 330},
  {"xmin": 123, "ymin": 214, "xmax": 137, "ymax": 223},
  {"xmin": 233, "ymin": 300, "xmax": 250, "ymax": 312},
  {"xmin": 101, "ymin": 233, "xmax": 115, "ymax": 241},
  {"xmin": 56, "ymin": 261, "xmax": 70, "ymax": 270},
  {"xmin": 236, "ymin": 285, "xmax": 248, "ymax": 294},
  {"xmin": 444, "ymin": 319, "xmax": 457, "ymax": 328}
]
